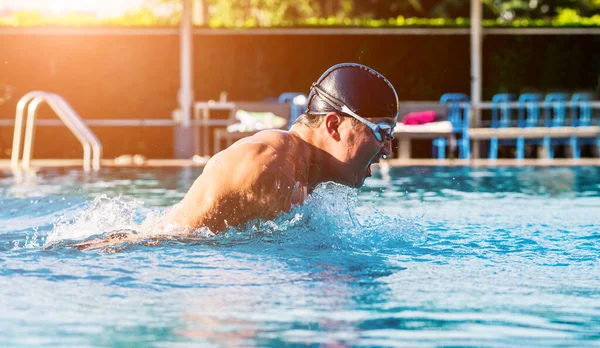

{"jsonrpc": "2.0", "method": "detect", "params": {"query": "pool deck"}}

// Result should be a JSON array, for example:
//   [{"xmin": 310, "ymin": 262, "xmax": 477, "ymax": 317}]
[{"xmin": 2, "ymin": 158, "xmax": 600, "ymax": 170}]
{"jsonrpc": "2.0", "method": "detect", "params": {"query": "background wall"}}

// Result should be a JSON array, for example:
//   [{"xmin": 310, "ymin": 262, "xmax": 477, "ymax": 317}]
[{"xmin": 0, "ymin": 31, "xmax": 598, "ymax": 159}]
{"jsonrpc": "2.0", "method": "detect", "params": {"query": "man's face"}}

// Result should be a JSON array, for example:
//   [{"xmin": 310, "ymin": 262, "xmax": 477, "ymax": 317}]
[{"xmin": 334, "ymin": 116, "xmax": 395, "ymax": 188}]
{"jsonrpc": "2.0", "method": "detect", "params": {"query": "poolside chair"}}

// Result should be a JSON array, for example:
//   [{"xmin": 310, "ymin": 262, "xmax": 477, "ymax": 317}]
[
  {"xmin": 570, "ymin": 92, "xmax": 599, "ymax": 159},
  {"xmin": 440, "ymin": 93, "xmax": 471, "ymax": 159},
  {"xmin": 488, "ymin": 93, "xmax": 517, "ymax": 159},
  {"xmin": 516, "ymin": 93, "xmax": 543, "ymax": 159},
  {"xmin": 542, "ymin": 93, "xmax": 570, "ymax": 159}
]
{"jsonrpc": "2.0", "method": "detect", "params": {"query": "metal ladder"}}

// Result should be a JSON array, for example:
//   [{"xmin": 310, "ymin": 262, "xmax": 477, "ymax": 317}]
[{"xmin": 11, "ymin": 91, "xmax": 102, "ymax": 172}]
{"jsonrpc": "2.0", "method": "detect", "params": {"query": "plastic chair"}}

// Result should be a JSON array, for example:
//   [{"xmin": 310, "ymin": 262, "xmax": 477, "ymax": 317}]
[
  {"xmin": 571, "ymin": 93, "xmax": 595, "ymax": 127},
  {"xmin": 432, "ymin": 137, "xmax": 447, "ymax": 159},
  {"xmin": 542, "ymin": 93, "xmax": 570, "ymax": 159},
  {"xmin": 516, "ymin": 93, "xmax": 543, "ymax": 159},
  {"xmin": 570, "ymin": 93, "xmax": 597, "ymax": 159},
  {"xmin": 544, "ymin": 93, "xmax": 570, "ymax": 127},
  {"xmin": 440, "ymin": 93, "xmax": 470, "ymax": 159},
  {"xmin": 489, "ymin": 93, "xmax": 517, "ymax": 159}
]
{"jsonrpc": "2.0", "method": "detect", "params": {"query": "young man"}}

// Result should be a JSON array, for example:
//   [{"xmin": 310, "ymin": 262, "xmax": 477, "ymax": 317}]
[
  {"xmin": 158, "ymin": 62, "xmax": 399, "ymax": 233},
  {"xmin": 72, "ymin": 63, "xmax": 399, "ymax": 250}
]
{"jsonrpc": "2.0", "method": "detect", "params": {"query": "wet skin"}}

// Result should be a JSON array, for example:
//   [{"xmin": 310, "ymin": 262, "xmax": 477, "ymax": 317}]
[{"xmin": 72, "ymin": 113, "xmax": 394, "ymax": 250}]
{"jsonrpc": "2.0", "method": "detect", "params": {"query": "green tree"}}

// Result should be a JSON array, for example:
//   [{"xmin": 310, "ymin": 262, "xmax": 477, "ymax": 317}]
[
  {"xmin": 483, "ymin": 0, "xmax": 600, "ymax": 20},
  {"xmin": 148, "ymin": 0, "xmax": 320, "ymax": 26},
  {"xmin": 146, "ymin": 0, "xmax": 600, "ymax": 24},
  {"xmin": 319, "ymin": 0, "xmax": 600, "ymax": 20},
  {"xmin": 208, "ymin": 0, "xmax": 318, "ymax": 27}
]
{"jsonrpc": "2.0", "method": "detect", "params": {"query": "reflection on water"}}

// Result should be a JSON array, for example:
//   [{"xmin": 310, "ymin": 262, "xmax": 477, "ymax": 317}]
[
  {"xmin": 0, "ymin": 166, "xmax": 599, "ymax": 346},
  {"xmin": 365, "ymin": 165, "xmax": 598, "ymax": 199}
]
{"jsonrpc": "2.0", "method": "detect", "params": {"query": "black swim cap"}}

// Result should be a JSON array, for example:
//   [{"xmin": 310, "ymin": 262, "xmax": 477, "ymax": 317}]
[{"xmin": 307, "ymin": 63, "xmax": 399, "ymax": 120}]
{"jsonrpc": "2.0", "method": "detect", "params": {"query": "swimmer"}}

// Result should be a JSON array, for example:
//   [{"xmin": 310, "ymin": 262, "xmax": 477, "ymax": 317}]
[{"xmin": 74, "ymin": 63, "xmax": 399, "ymax": 249}]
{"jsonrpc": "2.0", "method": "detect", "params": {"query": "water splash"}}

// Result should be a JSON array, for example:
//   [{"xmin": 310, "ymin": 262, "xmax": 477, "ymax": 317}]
[
  {"xmin": 12, "ymin": 227, "xmax": 43, "ymax": 250},
  {"xmin": 44, "ymin": 194, "xmax": 151, "ymax": 246},
  {"xmin": 212, "ymin": 183, "xmax": 426, "ymax": 253},
  {"xmin": 43, "ymin": 183, "xmax": 425, "ymax": 252}
]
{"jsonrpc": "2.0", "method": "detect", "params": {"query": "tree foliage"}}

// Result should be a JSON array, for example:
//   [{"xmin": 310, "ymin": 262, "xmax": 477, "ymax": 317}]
[
  {"xmin": 1, "ymin": 0, "xmax": 599, "ymax": 27},
  {"xmin": 207, "ymin": 0, "xmax": 319, "ymax": 27}
]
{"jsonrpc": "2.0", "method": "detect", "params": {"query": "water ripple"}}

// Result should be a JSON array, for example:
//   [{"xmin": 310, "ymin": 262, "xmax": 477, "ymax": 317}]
[{"xmin": 0, "ymin": 166, "xmax": 599, "ymax": 346}]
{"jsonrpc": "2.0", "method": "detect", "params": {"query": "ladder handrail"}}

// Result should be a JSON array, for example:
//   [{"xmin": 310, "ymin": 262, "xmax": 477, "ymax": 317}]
[
  {"xmin": 52, "ymin": 94, "xmax": 102, "ymax": 170},
  {"xmin": 11, "ymin": 91, "xmax": 50, "ymax": 170},
  {"xmin": 12, "ymin": 92, "xmax": 102, "ymax": 172},
  {"xmin": 21, "ymin": 96, "xmax": 91, "ymax": 171}
]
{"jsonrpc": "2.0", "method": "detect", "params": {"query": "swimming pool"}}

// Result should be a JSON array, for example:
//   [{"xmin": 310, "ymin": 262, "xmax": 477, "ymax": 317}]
[{"xmin": 1, "ymin": 166, "xmax": 598, "ymax": 346}]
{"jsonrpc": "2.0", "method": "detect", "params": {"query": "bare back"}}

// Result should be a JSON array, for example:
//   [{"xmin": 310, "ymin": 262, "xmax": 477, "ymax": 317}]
[{"xmin": 159, "ymin": 130, "xmax": 310, "ymax": 233}]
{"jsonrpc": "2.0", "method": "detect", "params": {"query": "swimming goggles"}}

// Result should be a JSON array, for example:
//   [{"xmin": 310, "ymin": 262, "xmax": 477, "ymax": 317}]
[{"xmin": 309, "ymin": 83, "xmax": 395, "ymax": 142}]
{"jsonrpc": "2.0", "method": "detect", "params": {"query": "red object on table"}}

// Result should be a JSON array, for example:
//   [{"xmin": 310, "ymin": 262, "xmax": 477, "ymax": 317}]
[{"xmin": 402, "ymin": 111, "xmax": 437, "ymax": 125}]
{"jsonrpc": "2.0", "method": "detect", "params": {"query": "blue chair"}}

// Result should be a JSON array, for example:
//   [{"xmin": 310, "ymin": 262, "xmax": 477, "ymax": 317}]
[
  {"xmin": 570, "ymin": 93, "xmax": 598, "ymax": 159},
  {"xmin": 489, "ymin": 93, "xmax": 517, "ymax": 159},
  {"xmin": 542, "ymin": 93, "xmax": 570, "ymax": 159},
  {"xmin": 544, "ymin": 93, "xmax": 570, "ymax": 127},
  {"xmin": 571, "ymin": 93, "xmax": 595, "ymax": 127},
  {"xmin": 440, "ymin": 93, "xmax": 471, "ymax": 159},
  {"xmin": 516, "ymin": 93, "xmax": 543, "ymax": 159},
  {"xmin": 278, "ymin": 92, "xmax": 307, "ymax": 126},
  {"xmin": 431, "ymin": 137, "xmax": 447, "ymax": 160}
]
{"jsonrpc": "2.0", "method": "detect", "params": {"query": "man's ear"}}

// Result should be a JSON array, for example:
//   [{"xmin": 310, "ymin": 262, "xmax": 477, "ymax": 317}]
[{"xmin": 324, "ymin": 112, "xmax": 342, "ymax": 141}]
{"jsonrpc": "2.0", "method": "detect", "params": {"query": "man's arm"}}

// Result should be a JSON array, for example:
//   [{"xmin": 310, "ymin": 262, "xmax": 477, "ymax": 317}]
[{"xmin": 160, "ymin": 141, "xmax": 296, "ymax": 232}]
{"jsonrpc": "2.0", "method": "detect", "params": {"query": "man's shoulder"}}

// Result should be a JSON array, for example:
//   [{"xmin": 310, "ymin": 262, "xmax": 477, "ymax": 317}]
[
  {"xmin": 226, "ymin": 130, "xmax": 295, "ymax": 161},
  {"xmin": 208, "ymin": 130, "xmax": 295, "ymax": 171},
  {"xmin": 201, "ymin": 130, "xmax": 296, "ymax": 190},
  {"xmin": 242, "ymin": 129, "xmax": 295, "ymax": 151}
]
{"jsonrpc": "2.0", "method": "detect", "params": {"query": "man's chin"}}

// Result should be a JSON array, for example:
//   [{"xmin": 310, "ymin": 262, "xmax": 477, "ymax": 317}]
[
  {"xmin": 357, "ymin": 165, "xmax": 373, "ymax": 187},
  {"xmin": 351, "ymin": 172, "xmax": 368, "ymax": 188},
  {"xmin": 333, "ymin": 175, "xmax": 364, "ymax": 188},
  {"xmin": 352, "ymin": 180, "xmax": 365, "ymax": 188},
  {"xmin": 334, "ymin": 167, "xmax": 369, "ymax": 188}
]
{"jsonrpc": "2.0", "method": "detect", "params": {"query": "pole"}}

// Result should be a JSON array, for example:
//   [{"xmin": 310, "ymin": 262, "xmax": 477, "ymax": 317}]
[
  {"xmin": 471, "ymin": 0, "xmax": 482, "ymax": 126},
  {"xmin": 471, "ymin": 0, "xmax": 482, "ymax": 125},
  {"xmin": 470, "ymin": 0, "xmax": 483, "ymax": 158},
  {"xmin": 174, "ymin": 0, "xmax": 194, "ymax": 158}
]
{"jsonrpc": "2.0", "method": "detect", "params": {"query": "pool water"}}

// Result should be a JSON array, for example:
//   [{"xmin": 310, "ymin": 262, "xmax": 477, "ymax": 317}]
[{"xmin": 0, "ymin": 166, "xmax": 599, "ymax": 346}]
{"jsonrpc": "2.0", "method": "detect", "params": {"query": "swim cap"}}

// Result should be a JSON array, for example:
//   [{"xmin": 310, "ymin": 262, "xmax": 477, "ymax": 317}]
[{"xmin": 307, "ymin": 63, "xmax": 399, "ymax": 120}]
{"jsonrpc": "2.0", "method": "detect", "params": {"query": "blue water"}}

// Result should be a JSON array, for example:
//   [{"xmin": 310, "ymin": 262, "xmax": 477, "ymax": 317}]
[{"xmin": 0, "ymin": 166, "xmax": 599, "ymax": 346}]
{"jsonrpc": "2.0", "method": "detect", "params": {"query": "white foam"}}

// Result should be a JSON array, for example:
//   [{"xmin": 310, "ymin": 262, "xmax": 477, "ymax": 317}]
[
  {"xmin": 42, "ymin": 182, "xmax": 426, "ymax": 251},
  {"xmin": 44, "ymin": 194, "xmax": 149, "ymax": 246}
]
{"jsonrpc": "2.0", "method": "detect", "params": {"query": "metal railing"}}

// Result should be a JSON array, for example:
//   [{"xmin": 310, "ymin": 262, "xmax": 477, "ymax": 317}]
[{"xmin": 11, "ymin": 91, "xmax": 102, "ymax": 172}]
